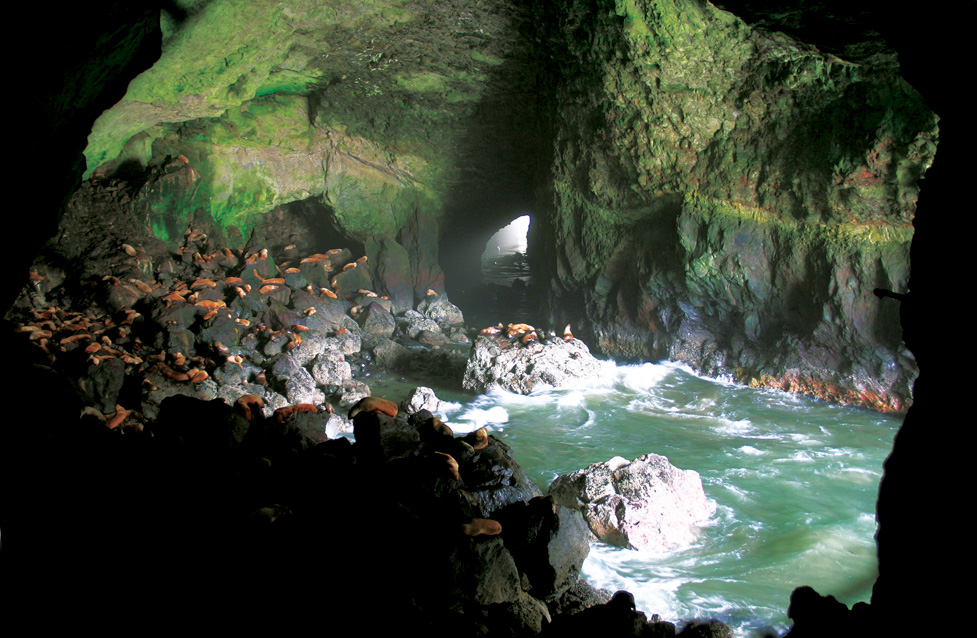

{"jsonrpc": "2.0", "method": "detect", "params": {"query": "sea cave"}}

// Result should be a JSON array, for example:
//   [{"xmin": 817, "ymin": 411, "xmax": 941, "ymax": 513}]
[{"xmin": 3, "ymin": 1, "xmax": 964, "ymax": 636}]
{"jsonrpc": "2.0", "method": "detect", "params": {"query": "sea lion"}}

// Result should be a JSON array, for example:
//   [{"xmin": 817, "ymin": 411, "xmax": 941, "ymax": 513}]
[
  {"xmin": 434, "ymin": 451, "xmax": 460, "ymax": 480},
  {"xmin": 191, "ymin": 278, "xmax": 217, "ymax": 289},
  {"xmin": 103, "ymin": 405, "xmax": 127, "ymax": 429},
  {"xmin": 461, "ymin": 518, "xmax": 502, "ymax": 536},
  {"xmin": 463, "ymin": 427, "xmax": 489, "ymax": 450},
  {"xmin": 348, "ymin": 396, "xmax": 399, "ymax": 419},
  {"xmin": 287, "ymin": 332, "xmax": 302, "ymax": 350},
  {"xmin": 274, "ymin": 403, "xmax": 318, "ymax": 423},
  {"xmin": 234, "ymin": 394, "xmax": 265, "ymax": 421},
  {"xmin": 417, "ymin": 416, "xmax": 455, "ymax": 448},
  {"xmin": 506, "ymin": 322, "xmax": 535, "ymax": 338},
  {"xmin": 194, "ymin": 299, "xmax": 226, "ymax": 310},
  {"xmin": 430, "ymin": 416, "xmax": 453, "ymax": 437}
]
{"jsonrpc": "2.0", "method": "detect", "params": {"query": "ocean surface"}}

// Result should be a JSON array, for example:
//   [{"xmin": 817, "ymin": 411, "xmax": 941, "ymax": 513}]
[
  {"xmin": 357, "ymin": 252, "xmax": 901, "ymax": 635},
  {"xmin": 365, "ymin": 359, "xmax": 900, "ymax": 637}
]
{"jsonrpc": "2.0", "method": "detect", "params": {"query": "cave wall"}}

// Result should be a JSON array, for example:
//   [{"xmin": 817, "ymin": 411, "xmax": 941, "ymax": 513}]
[
  {"xmin": 75, "ymin": 0, "xmax": 934, "ymax": 410},
  {"xmin": 83, "ymin": 0, "xmax": 540, "ymax": 311},
  {"xmin": 532, "ymin": 0, "xmax": 935, "ymax": 411},
  {"xmin": 4, "ymin": 0, "xmax": 967, "ymax": 634}
]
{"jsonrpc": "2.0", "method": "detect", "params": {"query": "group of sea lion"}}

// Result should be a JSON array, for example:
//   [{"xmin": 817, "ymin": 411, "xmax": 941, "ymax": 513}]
[
  {"xmin": 10, "ymin": 226, "xmax": 389, "ymax": 432},
  {"xmin": 479, "ymin": 321, "xmax": 575, "ymax": 346}
]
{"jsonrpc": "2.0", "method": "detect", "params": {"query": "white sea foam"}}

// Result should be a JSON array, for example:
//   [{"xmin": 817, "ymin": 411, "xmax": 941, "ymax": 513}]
[
  {"xmin": 617, "ymin": 361, "xmax": 674, "ymax": 393},
  {"xmin": 453, "ymin": 405, "xmax": 510, "ymax": 432},
  {"xmin": 583, "ymin": 544, "xmax": 685, "ymax": 622},
  {"xmin": 436, "ymin": 399, "xmax": 464, "ymax": 418},
  {"xmin": 556, "ymin": 391, "xmax": 586, "ymax": 408},
  {"xmin": 712, "ymin": 418, "xmax": 755, "ymax": 435},
  {"xmin": 782, "ymin": 451, "xmax": 816, "ymax": 463},
  {"xmin": 738, "ymin": 445, "xmax": 764, "ymax": 456}
]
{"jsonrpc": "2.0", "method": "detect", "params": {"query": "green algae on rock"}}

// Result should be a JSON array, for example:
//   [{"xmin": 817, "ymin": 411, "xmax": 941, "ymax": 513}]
[
  {"xmin": 534, "ymin": 0, "xmax": 935, "ymax": 411},
  {"xmin": 77, "ymin": 0, "xmax": 934, "ymax": 411}
]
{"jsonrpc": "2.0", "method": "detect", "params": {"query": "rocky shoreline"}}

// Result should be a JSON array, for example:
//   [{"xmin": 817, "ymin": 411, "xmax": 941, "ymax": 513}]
[{"xmin": 4, "ymin": 217, "xmax": 742, "ymax": 635}]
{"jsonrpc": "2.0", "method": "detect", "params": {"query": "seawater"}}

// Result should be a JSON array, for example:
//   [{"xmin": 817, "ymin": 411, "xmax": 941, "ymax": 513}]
[{"xmin": 365, "ymin": 360, "xmax": 900, "ymax": 637}]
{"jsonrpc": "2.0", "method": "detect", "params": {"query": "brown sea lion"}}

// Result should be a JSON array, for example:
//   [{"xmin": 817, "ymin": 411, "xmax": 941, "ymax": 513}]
[
  {"xmin": 506, "ymin": 322, "xmax": 535, "ymax": 338},
  {"xmin": 348, "ymin": 396, "xmax": 399, "ymax": 419},
  {"xmin": 234, "ymin": 394, "xmax": 265, "ymax": 421},
  {"xmin": 434, "ymin": 451, "xmax": 460, "ymax": 480},
  {"xmin": 461, "ymin": 518, "xmax": 502, "ymax": 536},
  {"xmin": 463, "ymin": 427, "xmax": 489, "ymax": 450},
  {"xmin": 429, "ymin": 416, "xmax": 454, "ymax": 437},
  {"xmin": 274, "ymin": 403, "xmax": 318, "ymax": 423}
]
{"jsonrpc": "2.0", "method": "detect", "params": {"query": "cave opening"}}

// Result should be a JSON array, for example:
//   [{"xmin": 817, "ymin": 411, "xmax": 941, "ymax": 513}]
[
  {"xmin": 481, "ymin": 214, "xmax": 531, "ymax": 286},
  {"xmin": 3, "ymin": 3, "xmax": 963, "ymax": 636}
]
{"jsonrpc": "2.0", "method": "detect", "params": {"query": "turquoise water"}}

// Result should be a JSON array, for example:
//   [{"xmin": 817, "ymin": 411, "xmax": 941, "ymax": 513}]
[{"xmin": 367, "ymin": 360, "xmax": 900, "ymax": 637}]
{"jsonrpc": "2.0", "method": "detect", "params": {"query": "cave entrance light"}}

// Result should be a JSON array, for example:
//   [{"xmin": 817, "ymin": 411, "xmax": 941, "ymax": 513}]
[{"xmin": 481, "ymin": 214, "xmax": 531, "ymax": 287}]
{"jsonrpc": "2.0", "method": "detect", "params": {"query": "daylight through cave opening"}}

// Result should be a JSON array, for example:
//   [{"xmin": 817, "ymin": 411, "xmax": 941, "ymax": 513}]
[{"xmin": 481, "ymin": 214, "xmax": 531, "ymax": 287}]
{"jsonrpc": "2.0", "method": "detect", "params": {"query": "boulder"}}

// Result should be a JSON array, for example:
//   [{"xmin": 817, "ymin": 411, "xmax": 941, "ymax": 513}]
[
  {"xmin": 311, "ymin": 351, "xmax": 353, "ymax": 386},
  {"xmin": 401, "ymin": 386, "xmax": 453, "ymax": 417},
  {"xmin": 270, "ymin": 354, "xmax": 324, "ymax": 405},
  {"xmin": 400, "ymin": 309, "xmax": 442, "ymax": 339},
  {"xmin": 356, "ymin": 301, "xmax": 396, "ymax": 338},
  {"xmin": 548, "ymin": 454, "xmax": 712, "ymax": 552},
  {"xmin": 416, "ymin": 294, "xmax": 465, "ymax": 326},
  {"xmin": 463, "ymin": 334, "xmax": 604, "ymax": 394}
]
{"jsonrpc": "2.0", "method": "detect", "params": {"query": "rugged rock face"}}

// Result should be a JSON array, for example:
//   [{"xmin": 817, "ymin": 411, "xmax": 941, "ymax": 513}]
[
  {"xmin": 463, "ymin": 332, "xmax": 604, "ymax": 394},
  {"xmin": 81, "ymin": 0, "xmax": 541, "ymax": 310},
  {"xmin": 549, "ymin": 454, "xmax": 713, "ymax": 552},
  {"xmin": 533, "ymin": 0, "xmax": 935, "ymax": 412},
  {"xmin": 67, "ymin": 0, "xmax": 934, "ymax": 413},
  {"xmin": 4, "ymin": 1, "xmax": 963, "ymax": 635}
]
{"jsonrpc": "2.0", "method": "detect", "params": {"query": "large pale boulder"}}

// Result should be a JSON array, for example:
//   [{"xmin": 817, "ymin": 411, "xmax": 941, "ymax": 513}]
[
  {"xmin": 463, "ymin": 334, "xmax": 604, "ymax": 394},
  {"xmin": 548, "ymin": 454, "xmax": 713, "ymax": 552}
]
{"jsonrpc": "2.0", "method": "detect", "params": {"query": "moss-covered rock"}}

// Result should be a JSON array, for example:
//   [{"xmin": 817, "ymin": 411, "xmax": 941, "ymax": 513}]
[
  {"xmin": 534, "ymin": 0, "xmax": 935, "ymax": 410},
  {"xmin": 76, "ymin": 0, "xmax": 934, "ymax": 410}
]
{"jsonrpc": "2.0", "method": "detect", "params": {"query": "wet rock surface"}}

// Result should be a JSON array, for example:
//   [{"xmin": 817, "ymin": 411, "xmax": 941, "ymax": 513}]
[
  {"xmin": 549, "ymin": 454, "xmax": 714, "ymax": 552},
  {"xmin": 463, "ymin": 330, "xmax": 604, "ymax": 394},
  {"xmin": 6, "ymin": 201, "xmax": 477, "ymax": 433}
]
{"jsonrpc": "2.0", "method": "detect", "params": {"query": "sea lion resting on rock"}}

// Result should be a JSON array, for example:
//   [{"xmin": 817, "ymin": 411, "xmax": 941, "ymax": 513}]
[
  {"xmin": 461, "ymin": 518, "xmax": 502, "ymax": 536},
  {"xmin": 274, "ymin": 403, "xmax": 319, "ymax": 423},
  {"xmin": 434, "ymin": 451, "xmax": 460, "ymax": 480},
  {"xmin": 463, "ymin": 427, "xmax": 489, "ymax": 451},
  {"xmin": 234, "ymin": 394, "xmax": 265, "ymax": 422},
  {"xmin": 348, "ymin": 396, "xmax": 399, "ymax": 419}
]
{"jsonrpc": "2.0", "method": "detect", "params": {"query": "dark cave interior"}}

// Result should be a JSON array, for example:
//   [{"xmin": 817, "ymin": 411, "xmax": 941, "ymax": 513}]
[{"xmin": 2, "ymin": 1, "xmax": 967, "ymax": 634}]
